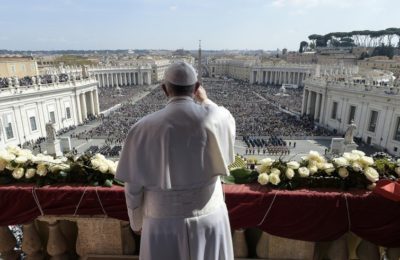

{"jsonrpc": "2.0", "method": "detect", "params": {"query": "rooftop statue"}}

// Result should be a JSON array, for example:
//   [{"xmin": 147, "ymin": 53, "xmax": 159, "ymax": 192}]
[{"xmin": 344, "ymin": 120, "xmax": 357, "ymax": 144}]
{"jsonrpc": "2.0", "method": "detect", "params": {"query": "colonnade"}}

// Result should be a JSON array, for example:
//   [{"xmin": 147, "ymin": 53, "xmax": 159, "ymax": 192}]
[
  {"xmin": 75, "ymin": 89, "xmax": 100, "ymax": 124},
  {"xmin": 302, "ymin": 88, "xmax": 325, "ymax": 123},
  {"xmin": 93, "ymin": 71, "xmax": 151, "ymax": 88},
  {"xmin": 252, "ymin": 70, "xmax": 310, "ymax": 86}
]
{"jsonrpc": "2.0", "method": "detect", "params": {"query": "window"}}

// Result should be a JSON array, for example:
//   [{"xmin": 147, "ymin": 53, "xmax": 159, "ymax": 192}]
[
  {"xmin": 49, "ymin": 111, "xmax": 56, "ymax": 123},
  {"xmin": 21, "ymin": 64, "xmax": 26, "ymax": 71},
  {"xmin": 394, "ymin": 117, "xmax": 400, "ymax": 142},
  {"xmin": 368, "ymin": 110, "xmax": 378, "ymax": 132},
  {"xmin": 331, "ymin": 101, "xmax": 338, "ymax": 119},
  {"xmin": 29, "ymin": 116, "xmax": 37, "ymax": 131},
  {"xmin": 348, "ymin": 105, "xmax": 356, "ymax": 124},
  {"xmin": 5, "ymin": 122, "xmax": 14, "ymax": 139},
  {"xmin": 66, "ymin": 107, "xmax": 71, "ymax": 119}
]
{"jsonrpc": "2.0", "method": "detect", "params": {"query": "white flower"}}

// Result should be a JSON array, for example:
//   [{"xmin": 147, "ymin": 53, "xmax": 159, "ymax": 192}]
[
  {"xmin": 351, "ymin": 162, "xmax": 363, "ymax": 172},
  {"xmin": 305, "ymin": 151, "xmax": 325, "ymax": 163},
  {"xmin": 397, "ymin": 159, "xmax": 400, "ymax": 166},
  {"xmin": 364, "ymin": 167, "xmax": 379, "ymax": 183},
  {"xmin": 0, "ymin": 151, "xmax": 16, "ymax": 162},
  {"xmin": 323, "ymin": 163, "xmax": 335, "ymax": 175},
  {"xmin": 109, "ymin": 166, "xmax": 117, "ymax": 175},
  {"xmin": 343, "ymin": 152, "xmax": 360, "ymax": 162},
  {"xmin": 50, "ymin": 163, "xmax": 70, "ymax": 173},
  {"xmin": 359, "ymin": 156, "xmax": 374, "ymax": 167},
  {"xmin": 269, "ymin": 174, "xmax": 281, "ymax": 185},
  {"xmin": 316, "ymin": 162, "xmax": 325, "ymax": 170},
  {"xmin": 338, "ymin": 167, "xmax": 349, "ymax": 178},
  {"xmin": 256, "ymin": 164, "xmax": 269, "ymax": 174},
  {"xmin": 259, "ymin": 158, "xmax": 274, "ymax": 167},
  {"xmin": 333, "ymin": 157, "xmax": 349, "ymax": 167},
  {"xmin": 15, "ymin": 156, "xmax": 28, "ymax": 164},
  {"xmin": 91, "ymin": 158, "xmax": 102, "ymax": 169},
  {"xmin": 352, "ymin": 150, "xmax": 365, "ymax": 157},
  {"xmin": 308, "ymin": 165, "xmax": 318, "ymax": 175},
  {"xmin": 6, "ymin": 145, "xmax": 21, "ymax": 155},
  {"xmin": 0, "ymin": 159, "xmax": 7, "ymax": 171},
  {"xmin": 257, "ymin": 173, "xmax": 269, "ymax": 185},
  {"xmin": 36, "ymin": 164, "xmax": 48, "ymax": 176},
  {"xmin": 298, "ymin": 167, "xmax": 310, "ymax": 178},
  {"xmin": 286, "ymin": 161, "xmax": 300, "ymax": 170},
  {"xmin": 285, "ymin": 168, "xmax": 295, "ymax": 179},
  {"xmin": 6, "ymin": 163, "xmax": 15, "ymax": 171},
  {"xmin": 394, "ymin": 167, "xmax": 400, "ymax": 177},
  {"xmin": 93, "ymin": 153, "xmax": 106, "ymax": 161},
  {"xmin": 12, "ymin": 167, "xmax": 25, "ymax": 179},
  {"xmin": 99, "ymin": 164, "xmax": 109, "ymax": 174},
  {"xmin": 25, "ymin": 168, "xmax": 36, "ymax": 179},
  {"xmin": 270, "ymin": 168, "xmax": 281, "ymax": 176}
]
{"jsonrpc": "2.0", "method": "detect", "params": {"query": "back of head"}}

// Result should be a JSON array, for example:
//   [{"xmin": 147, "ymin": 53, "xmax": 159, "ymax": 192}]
[{"xmin": 164, "ymin": 62, "xmax": 198, "ymax": 95}]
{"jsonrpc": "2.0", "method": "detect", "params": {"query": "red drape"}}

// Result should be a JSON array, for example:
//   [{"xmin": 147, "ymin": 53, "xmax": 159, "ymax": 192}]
[{"xmin": 1, "ymin": 184, "xmax": 399, "ymax": 247}]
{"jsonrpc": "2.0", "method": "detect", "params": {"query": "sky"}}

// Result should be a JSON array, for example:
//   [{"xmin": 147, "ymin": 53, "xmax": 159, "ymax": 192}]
[{"xmin": 0, "ymin": 0, "xmax": 399, "ymax": 51}]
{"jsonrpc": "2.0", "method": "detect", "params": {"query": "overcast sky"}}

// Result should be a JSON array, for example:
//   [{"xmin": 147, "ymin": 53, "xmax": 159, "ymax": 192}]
[{"xmin": 0, "ymin": 0, "xmax": 398, "ymax": 51}]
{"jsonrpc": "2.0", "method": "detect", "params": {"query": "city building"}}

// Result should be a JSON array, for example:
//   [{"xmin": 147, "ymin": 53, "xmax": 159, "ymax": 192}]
[
  {"xmin": 303, "ymin": 69, "xmax": 400, "ymax": 156},
  {"xmin": 358, "ymin": 56, "xmax": 400, "ymax": 76},
  {"xmin": 0, "ymin": 74, "xmax": 100, "ymax": 147},
  {"xmin": 0, "ymin": 57, "xmax": 39, "ymax": 78}
]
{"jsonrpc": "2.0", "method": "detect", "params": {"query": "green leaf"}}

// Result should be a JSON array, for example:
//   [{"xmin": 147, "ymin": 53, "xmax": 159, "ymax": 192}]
[{"xmin": 221, "ymin": 175, "xmax": 236, "ymax": 184}]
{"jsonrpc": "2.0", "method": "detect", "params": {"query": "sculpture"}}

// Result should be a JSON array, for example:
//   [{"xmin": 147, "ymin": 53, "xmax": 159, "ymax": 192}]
[
  {"xmin": 45, "ymin": 122, "xmax": 56, "ymax": 141},
  {"xmin": 344, "ymin": 120, "xmax": 357, "ymax": 144}
]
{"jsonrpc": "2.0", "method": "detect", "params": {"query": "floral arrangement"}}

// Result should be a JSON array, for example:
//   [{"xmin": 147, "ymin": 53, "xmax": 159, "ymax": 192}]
[
  {"xmin": 224, "ymin": 150, "xmax": 400, "ymax": 190},
  {"xmin": 0, "ymin": 145, "xmax": 118, "ymax": 187}
]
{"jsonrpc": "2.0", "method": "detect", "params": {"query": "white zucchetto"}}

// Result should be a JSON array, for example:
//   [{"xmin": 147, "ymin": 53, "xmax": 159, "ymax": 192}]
[{"xmin": 164, "ymin": 62, "xmax": 198, "ymax": 86}]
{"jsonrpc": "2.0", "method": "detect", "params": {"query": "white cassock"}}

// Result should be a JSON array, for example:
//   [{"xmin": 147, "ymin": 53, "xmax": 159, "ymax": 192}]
[{"xmin": 116, "ymin": 96, "xmax": 236, "ymax": 260}]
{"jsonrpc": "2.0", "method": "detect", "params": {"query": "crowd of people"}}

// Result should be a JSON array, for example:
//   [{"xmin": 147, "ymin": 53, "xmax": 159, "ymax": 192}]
[
  {"xmin": 82, "ymin": 78, "xmax": 332, "ymax": 145},
  {"xmin": 97, "ymin": 85, "xmax": 150, "ymax": 111},
  {"xmin": 243, "ymin": 136, "xmax": 293, "ymax": 155},
  {"xmin": 84, "ymin": 145, "xmax": 122, "ymax": 157}
]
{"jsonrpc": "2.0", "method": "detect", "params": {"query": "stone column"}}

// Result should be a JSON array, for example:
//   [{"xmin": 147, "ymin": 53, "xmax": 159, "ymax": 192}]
[
  {"xmin": 118, "ymin": 73, "xmax": 122, "ymax": 86},
  {"xmin": 80, "ymin": 93, "xmax": 87, "ymax": 120},
  {"xmin": 139, "ymin": 72, "xmax": 143, "ymax": 85},
  {"xmin": 93, "ymin": 90, "xmax": 100, "ymax": 115},
  {"xmin": 89, "ymin": 90, "xmax": 95, "ymax": 116},
  {"xmin": 105, "ymin": 74, "xmax": 109, "ymax": 88},
  {"xmin": 110, "ymin": 73, "xmax": 114, "ymax": 87},
  {"xmin": 319, "ymin": 93, "xmax": 326, "ymax": 124},
  {"xmin": 75, "ymin": 95, "xmax": 83, "ymax": 124},
  {"xmin": 22, "ymin": 222, "xmax": 44, "ymax": 259},
  {"xmin": 315, "ymin": 93, "xmax": 321, "ymax": 121},
  {"xmin": 147, "ymin": 72, "xmax": 151, "ymax": 85},
  {"xmin": 302, "ymin": 89, "xmax": 308, "ymax": 115},
  {"xmin": 306, "ymin": 90, "xmax": 312, "ymax": 115}
]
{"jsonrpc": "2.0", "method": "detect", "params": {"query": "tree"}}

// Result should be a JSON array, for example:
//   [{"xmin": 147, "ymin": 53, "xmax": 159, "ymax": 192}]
[{"xmin": 299, "ymin": 41, "xmax": 308, "ymax": 53}]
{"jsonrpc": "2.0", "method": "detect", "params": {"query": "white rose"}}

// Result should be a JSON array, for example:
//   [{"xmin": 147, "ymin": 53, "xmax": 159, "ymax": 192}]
[
  {"xmin": 0, "ymin": 159, "xmax": 7, "ymax": 171},
  {"xmin": 93, "ymin": 153, "xmax": 106, "ymax": 161},
  {"xmin": 6, "ymin": 163, "xmax": 15, "ymax": 171},
  {"xmin": 36, "ymin": 164, "xmax": 48, "ymax": 176},
  {"xmin": 343, "ymin": 152, "xmax": 360, "ymax": 162},
  {"xmin": 257, "ymin": 173, "xmax": 269, "ymax": 185},
  {"xmin": 298, "ymin": 167, "xmax": 310, "ymax": 178},
  {"xmin": 270, "ymin": 168, "xmax": 281, "ymax": 176},
  {"xmin": 99, "ymin": 164, "xmax": 109, "ymax": 174},
  {"xmin": 333, "ymin": 157, "xmax": 349, "ymax": 167},
  {"xmin": 6, "ymin": 145, "xmax": 21, "ymax": 155},
  {"xmin": 394, "ymin": 167, "xmax": 400, "ymax": 177},
  {"xmin": 12, "ymin": 167, "xmax": 25, "ymax": 179},
  {"xmin": 25, "ymin": 168, "xmax": 36, "ymax": 179},
  {"xmin": 359, "ymin": 156, "xmax": 374, "ymax": 167},
  {"xmin": 256, "ymin": 164, "xmax": 269, "ymax": 174},
  {"xmin": 109, "ymin": 166, "xmax": 117, "ymax": 175},
  {"xmin": 308, "ymin": 165, "xmax": 318, "ymax": 175},
  {"xmin": 352, "ymin": 162, "xmax": 363, "ymax": 172},
  {"xmin": 316, "ymin": 162, "xmax": 325, "ymax": 170},
  {"xmin": 91, "ymin": 158, "xmax": 102, "ymax": 169},
  {"xmin": 352, "ymin": 150, "xmax": 366, "ymax": 157},
  {"xmin": 259, "ymin": 158, "xmax": 274, "ymax": 167},
  {"xmin": 323, "ymin": 163, "xmax": 335, "ymax": 175},
  {"xmin": 397, "ymin": 159, "xmax": 400, "ymax": 166},
  {"xmin": 286, "ymin": 161, "xmax": 300, "ymax": 170},
  {"xmin": 15, "ymin": 156, "xmax": 28, "ymax": 164},
  {"xmin": 306, "ymin": 151, "xmax": 325, "ymax": 163},
  {"xmin": 0, "ymin": 151, "xmax": 16, "ymax": 162},
  {"xmin": 364, "ymin": 167, "xmax": 379, "ymax": 183},
  {"xmin": 269, "ymin": 174, "xmax": 281, "ymax": 185},
  {"xmin": 285, "ymin": 168, "xmax": 295, "ymax": 179},
  {"xmin": 338, "ymin": 167, "xmax": 349, "ymax": 178}
]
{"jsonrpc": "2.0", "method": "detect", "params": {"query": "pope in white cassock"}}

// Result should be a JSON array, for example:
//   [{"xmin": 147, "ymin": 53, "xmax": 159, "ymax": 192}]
[{"xmin": 116, "ymin": 62, "xmax": 236, "ymax": 260}]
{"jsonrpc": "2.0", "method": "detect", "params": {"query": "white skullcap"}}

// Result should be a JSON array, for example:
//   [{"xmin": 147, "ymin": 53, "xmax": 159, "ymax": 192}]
[{"xmin": 164, "ymin": 62, "xmax": 198, "ymax": 86}]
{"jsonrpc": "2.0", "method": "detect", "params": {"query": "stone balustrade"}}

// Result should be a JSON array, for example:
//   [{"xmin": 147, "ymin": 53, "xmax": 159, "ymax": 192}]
[{"xmin": 1, "ymin": 216, "xmax": 399, "ymax": 260}]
